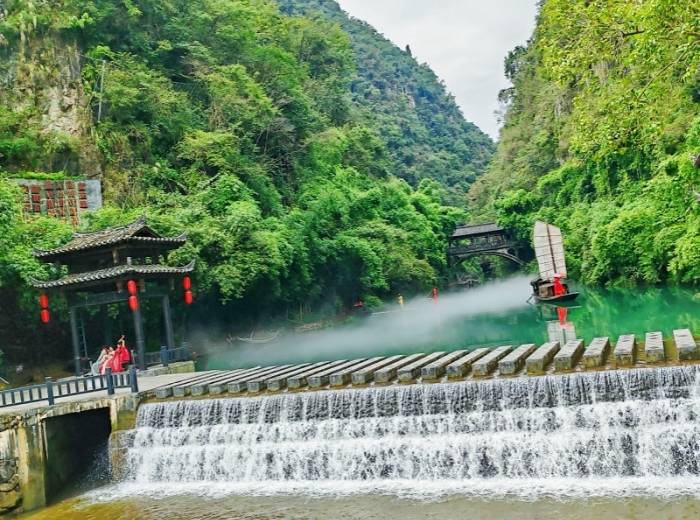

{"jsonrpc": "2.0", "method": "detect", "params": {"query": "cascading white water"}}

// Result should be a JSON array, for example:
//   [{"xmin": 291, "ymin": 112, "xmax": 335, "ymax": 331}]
[{"xmin": 120, "ymin": 366, "xmax": 700, "ymax": 498}]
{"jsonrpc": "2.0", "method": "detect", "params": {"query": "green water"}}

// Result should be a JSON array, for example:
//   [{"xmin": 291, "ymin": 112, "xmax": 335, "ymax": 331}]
[{"xmin": 203, "ymin": 274, "xmax": 700, "ymax": 370}]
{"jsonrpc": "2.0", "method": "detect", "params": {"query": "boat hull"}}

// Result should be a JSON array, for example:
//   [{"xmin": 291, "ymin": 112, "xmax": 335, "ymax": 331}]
[{"xmin": 534, "ymin": 292, "xmax": 580, "ymax": 304}]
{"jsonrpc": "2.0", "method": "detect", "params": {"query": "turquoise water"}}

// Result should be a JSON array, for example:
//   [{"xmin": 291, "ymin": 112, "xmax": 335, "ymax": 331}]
[{"xmin": 202, "ymin": 275, "xmax": 700, "ymax": 370}]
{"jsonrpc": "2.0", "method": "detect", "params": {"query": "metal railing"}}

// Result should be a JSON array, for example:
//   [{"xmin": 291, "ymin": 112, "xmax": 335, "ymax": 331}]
[
  {"xmin": 0, "ymin": 366, "xmax": 139, "ymax": 408},
  {"xmin": 134, "ymin": 345, "xmax": 191, "ymax": 368}
]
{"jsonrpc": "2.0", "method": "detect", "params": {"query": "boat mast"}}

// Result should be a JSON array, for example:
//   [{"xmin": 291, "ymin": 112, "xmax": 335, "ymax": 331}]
[{"xmin": 545, "ymin": 223, "xmax": 558, "ymax": 279}]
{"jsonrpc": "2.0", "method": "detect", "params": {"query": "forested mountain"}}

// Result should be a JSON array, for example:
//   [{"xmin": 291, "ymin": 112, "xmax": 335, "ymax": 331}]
[
  {"xmin": 471, "ymin": 0, "xmax": 700, "ymax": 285},
  {"xmin": 277, "ymin": 0, "xmax": 494, "ymax": 203},
  {"xmin": 0, "ymin": 0, "xmax": 487, "ymax": 362}
]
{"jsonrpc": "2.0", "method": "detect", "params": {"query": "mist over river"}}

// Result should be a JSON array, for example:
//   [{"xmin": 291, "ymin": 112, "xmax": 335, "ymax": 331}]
[{"xmin": 202, "ymin": 275, "xmax": 700, "ymax": 369}]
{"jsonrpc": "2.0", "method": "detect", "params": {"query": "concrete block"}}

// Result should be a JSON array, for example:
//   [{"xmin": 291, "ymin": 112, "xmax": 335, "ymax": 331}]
[
  {"xmin": 247, "ymin": 381, "xmax": 265, "ymax": 393},
  {"xmin": 526, "ymin": 342, "xmax": 560, "ymax": 375},
  {"xmin": 420, "ymin": 350, "xmax": 467, "ymax": 380},
  {"xmin": 267, "ymin": 364, "xmax": 318, "ymax": 392},
  {"xmin": 288, "ymin": 360, "xmax": 347, "ymax": 389},
  {"xmin": 191, "ymin": 370, "xmax": 246, "ymax": 396},
  {"xmin": 554, "ymin": 339, "xmax": 584, "ymax": 371},
  {"xmin": 307, "ymin": 359, "xmax": 371, "ymax": 388},
  {"xmin": 398, "ymin": 352, "xmax": 445, "ymax": 382},
  {"xmin": 207, "ymin": 366, "xmax": 265, "ymax": 395},
  {"xmin": 582, "ymin": 337, "xmax": 610, "ymax": 368},
  {"xmin": 228, "ymin": 381, "xmax": 248, "ymax": 393},
  {"xmin": 674, "ymin": 329, "xmax": 698, "ymax": 361},
  {"xmin": 154, "ymin": 387, "xmax": 172, "ymax": 399},
  {"xmin": 473, "ymin": 346, "xmax": 512, "ymax": 377},
  {"xmin": 446, "ymin": 348, "xmax": 490, "ymax": 378},
  {"xmin": 613, "ymin": 334, "xmax": 636, "ymax": 366},
  {"xmin": 328, "ymin": 358, "xmax": 384, "ymax": 387},
  {"xmin": 374, "ymin": 354, "xmax": 426, "ymax": 383},
  {"xmin": 350, "ymin": 356, "xmax": 403, "ymax": 385},
  {"xmin": 498, "ymin": 344, "xmax": 537, "ymax": 375},
  {"xmin": 645, "ymin": 331, "xmax": 665, "ymax": 363}
]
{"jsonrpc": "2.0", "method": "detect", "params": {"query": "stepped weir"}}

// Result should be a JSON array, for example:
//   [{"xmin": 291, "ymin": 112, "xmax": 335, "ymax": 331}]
[{"xmin": 115, "ymin": 327, "xmax": 700, "ymax": 494}]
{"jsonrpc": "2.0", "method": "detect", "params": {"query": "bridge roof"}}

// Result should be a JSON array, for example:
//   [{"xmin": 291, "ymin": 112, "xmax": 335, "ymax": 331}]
[{"xmin": 451, "ymin": 222, "xmax": 504, "ymax": 239}]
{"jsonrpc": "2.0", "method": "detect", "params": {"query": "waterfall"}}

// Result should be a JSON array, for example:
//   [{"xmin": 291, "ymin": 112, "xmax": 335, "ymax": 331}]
[{"xmin": 120, "ymin": 366, "xmax": 700, "ymax": 497}]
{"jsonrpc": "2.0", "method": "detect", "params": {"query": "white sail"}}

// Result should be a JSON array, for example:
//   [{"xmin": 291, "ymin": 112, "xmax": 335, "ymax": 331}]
[{"xmin": 533, "ymin": 221, "xmax": 567, "ymax": 280}]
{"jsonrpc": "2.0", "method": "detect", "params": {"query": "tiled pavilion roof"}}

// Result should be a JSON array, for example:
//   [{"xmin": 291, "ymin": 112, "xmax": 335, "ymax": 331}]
[
  {"xmin": 34, "ymin": 216, "xmax": 186, "ymax": 261},
  {"xmin": 31, "ymin": 261, "xmax": 195, "ymax": 290}
]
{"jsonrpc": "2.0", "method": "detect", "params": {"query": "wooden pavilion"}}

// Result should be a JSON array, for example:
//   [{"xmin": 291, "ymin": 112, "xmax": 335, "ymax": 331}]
[{"xmin": 32, "ymin": 217, "xmax": 194, "ymax": 375}]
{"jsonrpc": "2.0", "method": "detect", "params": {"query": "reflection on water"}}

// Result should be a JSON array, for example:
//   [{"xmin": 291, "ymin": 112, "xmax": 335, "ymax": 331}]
[
  {"xmin": 546, "ymin": 306, "xmax": 577, "ymax": 345},
  {"xmin": 203, "ymin": 275, "xmax": 700, "ymax": 369}
]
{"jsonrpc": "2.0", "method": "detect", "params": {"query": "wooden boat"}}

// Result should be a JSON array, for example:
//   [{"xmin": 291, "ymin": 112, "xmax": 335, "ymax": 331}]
[
  {"xmin": 531, "ymin": 221, "xmax": 579, "ymax": 304},
  {"xmin": 228, "ymin": 330, "xmax": 281, "ymax": 345}
]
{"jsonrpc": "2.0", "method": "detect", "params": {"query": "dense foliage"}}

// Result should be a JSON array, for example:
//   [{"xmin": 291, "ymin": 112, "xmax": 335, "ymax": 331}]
[
  {"xmin": 471, "ymin": 0, "xmax": 700, "ymax": 286},
  {"xmin": 277, "ymin": 0, "xmax": 494, "ymax": 204},
  {"xmin": 0, "ymin": 0, "xmax": 477, "ymax": 362}
]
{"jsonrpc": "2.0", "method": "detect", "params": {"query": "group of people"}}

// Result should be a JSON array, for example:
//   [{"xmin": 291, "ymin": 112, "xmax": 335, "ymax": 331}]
[{"xmin": 91, "ymin": 336, "xmax": 132, "ymax": 375}]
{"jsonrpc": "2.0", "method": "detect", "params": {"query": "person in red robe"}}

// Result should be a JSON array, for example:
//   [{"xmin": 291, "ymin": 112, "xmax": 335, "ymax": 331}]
[
  {"xmin": 115, "ymin": 336, "xmax": 131, "ymax": 371},
  {"xmin": 553, "ymin": 274, "xmax": 566, "ymax": 296},
  {"xmin": 109, "ymin": 348, "xmax": 123, "ymax": 373}
]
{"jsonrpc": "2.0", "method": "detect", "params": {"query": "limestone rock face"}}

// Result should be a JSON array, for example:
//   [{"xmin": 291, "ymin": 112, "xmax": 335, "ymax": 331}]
[
  {"xmin": 0, "ymin": 459, "xmax": 17, "ymax": 482},
  {"xmin": 0, "ymin": 488, "xmax": 21, "ymax": 513},
  {"xmin": 3, "ymin": 33, "xmax": 102, "ymax": 175}
]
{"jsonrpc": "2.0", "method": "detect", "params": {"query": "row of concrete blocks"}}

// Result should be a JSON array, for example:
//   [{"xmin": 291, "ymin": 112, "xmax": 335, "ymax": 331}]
[{"xmin": 153, "ymin": 329, "xmax": 697, "ymax": 399}]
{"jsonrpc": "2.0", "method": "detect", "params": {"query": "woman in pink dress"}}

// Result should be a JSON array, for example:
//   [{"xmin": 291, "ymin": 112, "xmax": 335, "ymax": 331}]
[{"xmin": 99, "ymin": 347, "xmax": 115, "ymax": 375}]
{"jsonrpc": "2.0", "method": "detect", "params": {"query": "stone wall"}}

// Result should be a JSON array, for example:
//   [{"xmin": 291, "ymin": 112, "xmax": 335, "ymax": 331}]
[
  {"xmin": 0, "ymin": 418, "xmax": 21, "ymax": 513},
  {"xmin": 0, "ymin": 393, "xmax": 140, "ymax": 516}
]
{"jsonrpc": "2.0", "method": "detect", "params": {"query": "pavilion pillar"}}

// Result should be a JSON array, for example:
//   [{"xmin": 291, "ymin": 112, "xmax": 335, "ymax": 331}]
[
  {"xmin": 161, "ymin": 294, "xmax": 175, "ymax": 350},
  {"xmin": 132, "ymin": 305, "xmax": 146, "ymax": 371},
  {"xmin": 101, "ymin": 305, "xmax": 112, "ymax": 347},
  {"xmin": 69, "ymin": 307, "xmax": 81, "ymax": 377}
]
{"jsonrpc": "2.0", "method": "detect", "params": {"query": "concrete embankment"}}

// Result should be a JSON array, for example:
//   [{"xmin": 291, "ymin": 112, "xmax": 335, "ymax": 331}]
[{"xmin": 0, "ymin": 366, "xmax": 196, "ymax": 516}]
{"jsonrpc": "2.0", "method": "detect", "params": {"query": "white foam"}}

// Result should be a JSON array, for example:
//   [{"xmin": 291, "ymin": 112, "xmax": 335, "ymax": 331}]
[{"xmin": 113, "ymin": 366, "xmax": 700, "ymax": 500}]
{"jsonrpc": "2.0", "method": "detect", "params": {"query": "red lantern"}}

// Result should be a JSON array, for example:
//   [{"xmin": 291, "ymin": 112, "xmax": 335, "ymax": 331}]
[
  {"xmin": 127, "ymin": 279, "xmax": 138, "ymax": 296},
  {"xmin": 182, "ymin": 276, "xmax": 192, "ymax": 291},
  {"xmin": 40, "ymin": 309, "xmax": 50, "ymax": 324},
  {"xmin": 39, "ymin": 293, "xmax": 49, "ymax": 309},
  {"xmin": 128, "ymin": 295, "xmax": 139, "ymax": 312},
  {"xmin": 184, "ymin": 290, "xmax": 193, "ymax": 305}
]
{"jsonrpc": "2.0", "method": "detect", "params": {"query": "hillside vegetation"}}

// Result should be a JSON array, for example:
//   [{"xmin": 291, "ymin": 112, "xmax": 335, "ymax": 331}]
[
  {"xmin": 278, "ymin": 0, "xmax": 494, "ymax": 203},
  {"xmin": 472, "ymin": 0, "xmax": 700, "ymax": 285},
  {"xmin": 0, "ymin": 0, "xmax": 492, "ymax": 361}
]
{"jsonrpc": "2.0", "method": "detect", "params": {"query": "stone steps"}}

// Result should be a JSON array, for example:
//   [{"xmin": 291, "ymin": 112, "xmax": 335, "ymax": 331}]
[{"xmin": 146, "ymin": 328, "xmax": 700, "ymax": 400}]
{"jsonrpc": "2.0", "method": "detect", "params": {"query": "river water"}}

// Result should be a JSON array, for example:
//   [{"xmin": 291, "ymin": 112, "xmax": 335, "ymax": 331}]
[{"xmin": 21, "ymin": 276, "xmax": 700, "ymax": 519}]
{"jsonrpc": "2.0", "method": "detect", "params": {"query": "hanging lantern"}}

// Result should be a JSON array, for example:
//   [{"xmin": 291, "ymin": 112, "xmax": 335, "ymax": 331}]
[
  {"xmin": 182, "ymin": 276, "xmax": 192, "ymax": 291},
  {"xmin": 184, "ymin": 290, "xmax": 194, "ymax": 305},
  {"xmin": 127, "ymin": 279, "xmax": 138, "ymax": 296},
  {"xmin": 128, "ymin": 295, "xmax": 139, "ymax": 312},
  {"xmin": 40, "ymin": 309, "xmax": 50, "ymax": 324},
  {"xmin": 39, "ymin": 293, "xmax": 49, "ymax": 309}
]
